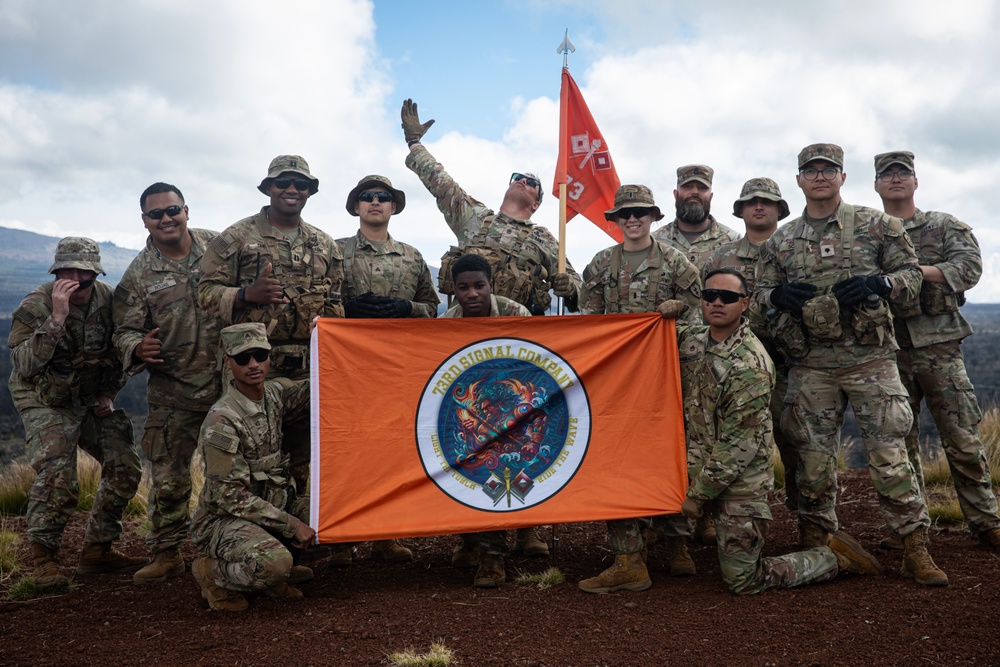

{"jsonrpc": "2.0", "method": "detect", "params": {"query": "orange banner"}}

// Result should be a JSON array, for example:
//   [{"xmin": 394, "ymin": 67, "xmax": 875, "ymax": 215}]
[
  {"xmin": 553, "ymin": 68, "xmax": 623, "ymax": 241},
  {"xmin": 309, "ymin": 313, "xmax": 686, "ymax": 543}
]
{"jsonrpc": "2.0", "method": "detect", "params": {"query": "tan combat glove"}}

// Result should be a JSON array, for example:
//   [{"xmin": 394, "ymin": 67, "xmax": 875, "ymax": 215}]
[
  {"xmin": 657, "ymin": 299, "xmax": 689, "ymax": 319},
  {"xmin": 551, "ymin": 272, "xmax": 576, "ymax": 298},
  {"xmin": 401, "ymin": 98, "xmax": 435, "ymax": 144}
]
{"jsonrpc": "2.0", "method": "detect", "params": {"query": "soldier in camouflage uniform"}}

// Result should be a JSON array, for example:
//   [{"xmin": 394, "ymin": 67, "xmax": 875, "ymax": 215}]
[
  {"xmin": 754, "ymin": 143, "xmax": 947, "ymax": 587},
  {"xmin": 675, "ymin": 270, "xmax": 881, "ymax": 594},
  {"xmin": 441, "ymin": 254, "xmax": 532, "ymax": 319},
  {"xmin": 874, "ymin": 151, "xmax": 1000, "ymax": 550},
  {"xmin": 198, "ymin": 155, "xmax": 344, "ymax": 494},
  {"xmin": 651, "ymin": 164, "xmax": 741, "ymax": 269},
  {"xmin": 703, "ymin": 178, "xmax": 800, "ymax": 513},
  {"xmin": 400, "ymin": 98, "xmax": 582, "ymax": 315},
  {"xmin": 9, "ymin": 238, "xmax": 145, "ymax": 589},
  {"xmin": 578, "ymin": 186, "xmax": 702, "ymax": 592},
  {"xmin": 189, "ymin": 323, "xmax": 315, "ymax": 612},
  {"xmin": 337, "ymin": 174, "xmax": 439, "ymax": 563},
  {"xmin": 114, "ymin": 183, "xmax": 222, "ymax": 584}
]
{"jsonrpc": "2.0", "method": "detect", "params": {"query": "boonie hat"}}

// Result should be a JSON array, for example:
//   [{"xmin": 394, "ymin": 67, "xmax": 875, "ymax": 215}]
[
  {"xmin": 221, "ymin": 322, "xmax": 272, "ymax": 357},
  {"xmin": 603, "ymin": 184, "xmax": 665, "ymax": 222},
  {"xmin": 345, "ymin": 175, "xmax": 406, "ymax": 216},
  {"xmin": 798, "ymin": 143, "xmax": 844, "ymax": 169},
  {"xmin": 677, "ymin": 164, "xmax": 714, "ymax": 188},
  {"xmin": 49, "ymin": 237, "xmax": 105, "ymax": 275},
  {"xmin": 732, "ymin": 177, "xmax": 790, "ymax": 221},
  {"xmin": 257, "ymin": 155, "xmax": 319, "ymax": 194},
  {"xmin": 874, "ymin": 151, "xmax": 915, "ymax": 175}
]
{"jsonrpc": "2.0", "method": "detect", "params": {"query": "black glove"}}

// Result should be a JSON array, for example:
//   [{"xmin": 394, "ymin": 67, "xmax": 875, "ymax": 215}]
[
  {"xmin": 343, "ymin": 292, "xmax": 382, "ymax": 318},
  {"xmin": 373, "ymin": 297, "xmax": 412, "ymax": 318},
  {"xmin": 832, "ymin": 276, "xmax": 891, "ymax": 307},
  {"xmin": 769, "ymin": 282, "xmax": 817, "ymax": 314}
]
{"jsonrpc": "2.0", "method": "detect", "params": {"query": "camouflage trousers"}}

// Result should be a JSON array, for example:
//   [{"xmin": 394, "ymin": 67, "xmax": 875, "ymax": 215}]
[
  {"xmin": 269, "ymin": 362, "xmax": 311, "ymax": 495},
  {"xmin": 141, "ymin": 404, "xmax": 208, "ymax": 554},
  {"xmin": 460, "ymin": 531, "xmax": 510, "ymax": 556},
  {"xmin": 193, "ymin": 516, "xmax": 295, "ymax": 593},
  {"xmin": 771, "ymin": 366, "xmax": 800, "ymax": 510},
  {"xmin": 22, "ymin": 405, "xmax": 141, "ymax": 552},
  {"xmin": 782, "ymin": 357, "xmax": 929, "ymax": 537},
  {"xmin": 714, "ymin": 499, "xmax": 837, "ymax": 595},
  {"xmin": 607, "ymin": 514, "xmax": 691, "ymax": 554},
  {"xmin": 897, "ymin": 342, "xmax": 1000, "ymax": 532}
]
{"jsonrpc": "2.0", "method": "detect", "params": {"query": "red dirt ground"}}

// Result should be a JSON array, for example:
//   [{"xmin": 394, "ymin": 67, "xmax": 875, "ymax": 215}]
[{"xmin": 2, "ymin": 469, "xmax": 999, "ymax": 666}]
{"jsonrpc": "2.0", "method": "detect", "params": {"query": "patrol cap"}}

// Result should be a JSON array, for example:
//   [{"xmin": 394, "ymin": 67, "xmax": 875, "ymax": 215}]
[
  {"xmin": 257, "ymin": 155, "xmax": 319, "ymax": 195},
  {"xmin": 676, "ymin": 164, "xmax": 714, "ymax": 188},
  {"xmin": 49, "ymin": 237, "xmax": 105, "ymax": 275},
  {"xmin": 221, "ymin": 323, "xmax": 272, "ymax": 357},
  {"xmin": 732, "ymin": 177, "xmax": 790, "ymax": 221},
  {"xmin": 345, "ymin": 174, "xmax": 406, "ymax": 216},
  {"xmin": 603, "ymin": 184, "xmax": 665, "ymax": 222},
  {"xmin": 874, "ymin": 151, "xmax": 915, "ymax": 175},
  {"xmin": 798, "ymin": 143, "xmax": 844, "ymax": 169}
]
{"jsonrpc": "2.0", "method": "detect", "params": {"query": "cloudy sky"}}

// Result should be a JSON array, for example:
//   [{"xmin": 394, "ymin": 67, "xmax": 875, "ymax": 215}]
[{"xmin": 2, "ymin": 0, "xmax": 998, "ymax": 301}]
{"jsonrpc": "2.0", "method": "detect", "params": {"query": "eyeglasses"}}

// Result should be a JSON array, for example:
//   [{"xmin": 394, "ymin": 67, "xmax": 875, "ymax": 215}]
[
  {"xmin": 144, "ymin": 205, "xmax": 184, "ymax": 220},
  {"xmin": 272, "ymin": 177, "xmax": 312, "ymax": 191},
  {"xmin": 799, "ymin": 167, "xmax": 841, "ymax": 181},
  {"xmin": 701, "ymin": 288, "xmax": 747, "ymax": 304},
  {"xmin": 510, "ymin": 173, "xmax": 541, "ymax": 189},
  {"xmin": 229, "ymin": 349, "xmax": 270, "ymax": 365},
  {"xmin": 359, "ymin": 191, "xmax": 394, "ymax": 203},
  {"xmin": 877, "ymin": 168, "xmax": 914, "ymax": 182},
  {"xmin": 617, "ymin": 208, "xmax": 653, "ymax": 221}
]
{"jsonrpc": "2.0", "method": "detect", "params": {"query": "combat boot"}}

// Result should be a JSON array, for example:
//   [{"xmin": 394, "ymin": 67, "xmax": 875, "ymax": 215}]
[
  {"xmin": 578, "ymin": 553, "xmax": 651, "ymax": 594},
  {"xmin": 287, "ymin": 565, "xmax": 314, "ymax": 585},
  {"xmin": 133, "ymin": 548, "xmax": 185, "ymax": 585},
  {"xmin": 798, "ymin": 521, "xmax": 830, "ymax": 548},
  {"xmin": 695, "ymin": 515, "xmax": 717, "ymax": 546},
  {"xmin": 31, "ymin": 542, "xmax": 69, "ymax": 590},
  {"xmin": 901, "ymin": 527, "xmax": 949, "ymax": 587},
  {"xmin": 828, "ymin": 531, "xmax": 883, "ymax": 575},
  {"xmin": 191, "ymin": 557, "xmax": 249, "ymax": 612},
  {"xmin": 451, "ymin": 542, "xmax": 480, "ymax": 569},
  {"xmin": 513, "ymin": 527, "xmax": 549, "ymax": 557},
  {"xmin": 328, "ymin": 545, "xmax": 356, "ymax": 565},
  {"xmin": 264, "ymin": 581, "xmax": 304, "ymax": 599},
  {"xmin": 664, "ymin": 536, "xmax": 696, "ymax": 576},
  {"xmin": 371, "ymin": 539, "xmax": 413, "ymax": 563},
  {"xmin": 77, "ymin": 542, "xmax": 148, "ymax": 575},
  {"xmin": 879, "ymin": 535, "xmax": 903, "ymax": 550},
  {"xmin": 978, "ymin": 527, "xmax": 1000, "ymax": 549},
  {"xmin": 472, "ymin": 553, "xmax": 505, "ymax": 588}
]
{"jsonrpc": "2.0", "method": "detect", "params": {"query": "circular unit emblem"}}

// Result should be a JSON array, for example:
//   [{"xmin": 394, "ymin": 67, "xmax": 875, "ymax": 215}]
[{"xmin": 416, "ymin": 338, "xmax": 591, "ymax": 511}]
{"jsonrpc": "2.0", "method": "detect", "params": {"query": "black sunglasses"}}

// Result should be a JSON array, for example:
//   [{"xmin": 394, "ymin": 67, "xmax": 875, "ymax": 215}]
[
  {"xmin": 617, "ymin": 207, "xmax": 653, "ymax": 221},
  {"xmin": 272, "ymin": 177, "xmax": 312, "ymax": 191},
  {"xmin": 359, "ymin": 191, "xmax": 394, "ymax": 203},
  {"xmin": 229, "ymin": 349, "xmax": 270, "ymax": 366},
  {"xmin": 144, "ymin": 205, "xmax": 184, "ymax": 220},
  {"xmin": 510, "ymin": 173, "xmax": 541, "ymax": 189},
  {"xmin": 701, "ymin": 288, "xmax": 747, "ymax": 304}
]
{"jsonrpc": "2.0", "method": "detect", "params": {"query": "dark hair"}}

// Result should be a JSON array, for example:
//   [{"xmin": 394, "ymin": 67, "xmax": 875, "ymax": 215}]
[
  {"xmin": 451, "ymin": 254, "xmax": 492, "ymax": 281},
  {"xmin": 140, "ymin": 182, "xmax": 185, "ymax": 210},
  {"xmin": 704, "ymin": 267, "xmax": 750, "ymax": 295}
]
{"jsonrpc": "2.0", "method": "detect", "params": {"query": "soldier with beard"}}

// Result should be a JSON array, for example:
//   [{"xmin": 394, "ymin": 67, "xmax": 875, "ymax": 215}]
[{"xmin": 652, "ymin": 164, "xmax": 741, "ymax": 269}]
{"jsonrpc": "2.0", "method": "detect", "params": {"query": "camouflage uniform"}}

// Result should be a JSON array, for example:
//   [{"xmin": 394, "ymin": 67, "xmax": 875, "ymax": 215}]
[
  {"xmin": 704, "ymin": 238, "xmax": 798, "ymax": 508},
  {"xmin": 652, "ymin": 216, "xmax": 741, "ymax": 268},
  {"xmin": 198, "ymin": 208, "xmax": 344, "ymax": 490},
  {"xmin": 441, "ymin": 295, "xmax": 531, "ymax": 318},
  {"xmin": 892, "ymin": 209, "xmax": 999, "ymax": 533},
  {"xmin": 678, "ymin": 318, "xmax": 838, "ymax": 594},
  {"xmin": 753, "ymin": 199, "xmax": 929, "ymax": 537},
  {"xmin": 337, "ymin": 231, "xmax": 439, "ymax": 318},
  {"xmin": 189, "ymin": 343, "xmax": 311, "ymax": 593},
  {"xmin": 8, "ymin": 241, "xmax": 139, "ymax": 553},
  {"xmin": 113, "ymin": 228, "xmax": 222, "ymax": 555},
  {"xmin": 405, "ymin": 143, "xmax": 582, "ymax": 314}
]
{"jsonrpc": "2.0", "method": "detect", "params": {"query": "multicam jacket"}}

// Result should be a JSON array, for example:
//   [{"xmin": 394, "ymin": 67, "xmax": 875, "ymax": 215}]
[
  {"xmin": 580, "ymin": 240, "xmax": 702, "ymax": 319},
  {"xmin": 652, "ymin": 215, "xmax": 741, "ymax": 269},
  {"xmin": 8, "ymin": 281, "xmax": 125, "ymax": 410},
  {"xmin": 191, "ymin": 378, "xmax": 310, "ymax": 539},
  {"xmin": 441, "ymin": 295, "xmax": 531, "ymax": 318},
  {"xmin": 336, "ymin": 231, "xmax": 440, "ymax": 318},
  {"xmin": 113, "ymin": 229, "xmax": 221, "ymax": 411}
]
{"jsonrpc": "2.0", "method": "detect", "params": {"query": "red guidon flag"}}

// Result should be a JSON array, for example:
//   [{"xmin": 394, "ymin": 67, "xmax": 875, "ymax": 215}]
[
  {"xmin": 553, "ymin": 68, "xmax": 623, "ymax": 242},
  {"xmin": 310, "ymin": 314, "xmax": 686, "ymax": 543}
]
